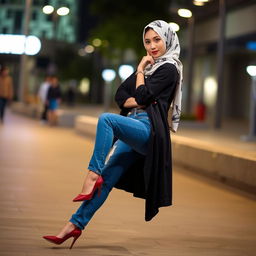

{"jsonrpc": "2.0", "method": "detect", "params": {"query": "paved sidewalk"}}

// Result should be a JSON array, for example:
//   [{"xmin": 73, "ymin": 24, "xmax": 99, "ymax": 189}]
[{"xmin": 0, "ymin": 111, "xmax": 256, "ymax": 256}]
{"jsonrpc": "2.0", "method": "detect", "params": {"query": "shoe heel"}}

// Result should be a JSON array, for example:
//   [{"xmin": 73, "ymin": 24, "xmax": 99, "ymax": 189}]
[
  {"xmin": 69, "ymin": 236, "xmax": 79, "ymax": 250},
  {"xmin": 97, "ymin": 184, "xmax": 102, "ymax": 197}
]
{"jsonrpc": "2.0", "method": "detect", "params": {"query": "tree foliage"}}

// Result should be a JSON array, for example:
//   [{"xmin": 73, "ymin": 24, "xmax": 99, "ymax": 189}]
[
  {"xmin": 88, "ymin": 0, "xmax": 171, "ymax": 59},
  {"xmin": 54, "ymin": 45, "xmax": 93, "ymax": 81}
]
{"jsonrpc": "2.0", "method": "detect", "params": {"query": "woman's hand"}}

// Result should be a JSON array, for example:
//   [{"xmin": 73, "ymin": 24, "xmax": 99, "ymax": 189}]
[
  {"xmin": 137, "ymin": 52, "xmax": 155, "ymax": 72},
  {"xmin": 123, "ymin": 97, "xmax": 145, "ymax": 109},
  {"xmin": 136, "ymin": 53, "xmax": 154, "ymax": 89}
]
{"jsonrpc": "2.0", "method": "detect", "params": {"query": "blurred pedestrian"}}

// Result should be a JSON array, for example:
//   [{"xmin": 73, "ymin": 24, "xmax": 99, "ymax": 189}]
[
  {"xmin": 38, "ymin": 75, "xmax": 52, "ymax": 124},
  {"xmin": 43, "ymin": 20, "xmax": 183, "ymax": 249},
  {"xmin": 46, "ymin": 76, "xmax": 62, "ymax": 126},
  {"xmin": 66, "ymin": 81, "xmax": 76, "ymax": 107},
  {"xmin": 0, "ymin": 66, "xmax": 13, "ymax": 123}
]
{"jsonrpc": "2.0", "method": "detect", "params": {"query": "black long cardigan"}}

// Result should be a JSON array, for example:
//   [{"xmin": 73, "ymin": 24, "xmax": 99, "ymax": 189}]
[{"xmin": 114, "ymin": 63, "xmax": 179, "ymax": 221}]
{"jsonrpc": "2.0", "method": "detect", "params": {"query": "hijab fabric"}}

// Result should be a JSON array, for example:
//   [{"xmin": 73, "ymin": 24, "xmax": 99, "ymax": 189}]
[{"xmin": 143, "ymin": 20, "xmax": 183, "ymax": 133}]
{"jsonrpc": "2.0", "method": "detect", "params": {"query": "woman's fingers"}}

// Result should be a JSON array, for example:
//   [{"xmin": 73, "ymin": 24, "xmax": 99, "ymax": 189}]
[
  {"xmin": 149, "ymin": 56, "xmax": 155, "ymax": 65},
  {"xmin": 138, "ymin": 53, "xmax": 155, "ymax": 71},
  {"xmin": 147, "ymin": 56, "xmax": 154, "ymax": 65},
  {"xmin": 146, "ymin": 52, "xmax": 155, "ymax": 64}
]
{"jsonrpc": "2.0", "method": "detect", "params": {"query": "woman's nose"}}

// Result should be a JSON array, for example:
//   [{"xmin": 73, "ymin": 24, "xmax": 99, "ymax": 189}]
[{"xmin": 150, "ymin": 42, "xmax": 156, "ymax": 49}]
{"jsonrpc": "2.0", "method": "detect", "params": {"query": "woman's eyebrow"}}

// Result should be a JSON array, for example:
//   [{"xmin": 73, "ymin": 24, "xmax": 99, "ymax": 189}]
[{"xmin": 145, "ymin": 36, "xmax": 161, "ymax": 41}]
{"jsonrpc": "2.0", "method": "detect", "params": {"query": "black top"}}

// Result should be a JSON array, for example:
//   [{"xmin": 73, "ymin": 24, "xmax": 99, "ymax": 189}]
[
  {"xmin": 47, "ymin": 86, "xmax": 62, "ymax": 100},
  {"xmin": 114, "ymin": 63, "xmax": 179, "ymax": 221}
]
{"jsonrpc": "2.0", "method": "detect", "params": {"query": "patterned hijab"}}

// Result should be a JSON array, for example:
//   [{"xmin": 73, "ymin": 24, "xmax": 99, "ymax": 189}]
[{"xmin": 143, "ymin": 20, "xmax": 183, "ymax": 133}]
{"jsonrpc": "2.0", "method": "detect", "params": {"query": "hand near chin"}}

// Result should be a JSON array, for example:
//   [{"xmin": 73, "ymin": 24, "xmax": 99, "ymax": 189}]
[{"xmin": 137, "ymin": 52, "xmax": 155, "ymax": 72}]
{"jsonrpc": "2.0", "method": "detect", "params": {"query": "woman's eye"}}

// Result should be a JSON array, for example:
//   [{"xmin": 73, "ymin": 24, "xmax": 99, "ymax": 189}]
[
  {"xmin": 145, "ymin": 41, "xmax": 150, "ymax": 44},
  {"xmin": 155, "ymin": 38, "xmax": 161, "ymax": 42}
]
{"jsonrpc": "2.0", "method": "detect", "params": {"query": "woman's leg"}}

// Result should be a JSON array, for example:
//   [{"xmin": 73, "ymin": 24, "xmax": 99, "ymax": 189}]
[
  {"xmin": 0, "ymin": 98, "xmax": 7, "ymax": 122},
  {"xmin": 55, "ymin": 114, "xmax": 150, "ymax": 237},
  {"xmin": 69, "ymin": 140, "xmax": 142, "ymax": 231},
  {"xmin": 52, "ymin": 110, "xmax": 58, "ymax": 126},
  {"xmin": 55, "ymin": 140, "xmax": 141, "ymax": 237},
  {"xmin": 47, "ymin": 110, "xmax": 52, "ymax": 125},
  {"xmin": 79, "ymin": 113, "xmax": 150, "ymax": 195}
]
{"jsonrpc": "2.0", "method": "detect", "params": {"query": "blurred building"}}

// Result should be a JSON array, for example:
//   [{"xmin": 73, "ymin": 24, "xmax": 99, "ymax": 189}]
[
  {"xmin": 178, "ymin": 0, "xmax": 256, "ymax": 124},
  {"xmin": 0, "ymin": 0, "xmax": 78, "ymax": 102},
  {"xmin": 0, "ymin": 0, "xmax": 77, "ymax": 42}
]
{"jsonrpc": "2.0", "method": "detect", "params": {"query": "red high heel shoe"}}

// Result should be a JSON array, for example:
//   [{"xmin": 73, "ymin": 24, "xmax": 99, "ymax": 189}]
[
  {"xmin": 73, "ymin": 176, "xmax": 104, "ymax": 202},
  {"xmin": 43, "ymin": 227, "xmax": 81, "ymax": 249}
]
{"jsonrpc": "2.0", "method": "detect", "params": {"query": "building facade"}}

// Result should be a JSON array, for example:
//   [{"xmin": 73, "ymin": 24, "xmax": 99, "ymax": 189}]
[
  {"xmin": 0, "ymin": 0, "xmax": 78, "ymax": 102},
  {"xmin": 0, "ymin": 0, "xmax": 77, "ymax": 42},
  {"xmin": 179, "ymin": 2, "xmax": 256, "ymax": 124}
]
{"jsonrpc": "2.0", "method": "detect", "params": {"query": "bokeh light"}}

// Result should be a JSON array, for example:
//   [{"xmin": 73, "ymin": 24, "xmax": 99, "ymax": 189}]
[
  {"xmin": 178, "ymin": 8, "xmax": 192, "ymax": 18},
  {"xmin": 102, "ymin": 69, "xmax": 116, "ymax": 82},
  {"xmin": 169, "ymin": 22, "xmax": 180, "ymax": 32},
  {"xmin": 42, "ymin": 5, "xmax": 54, "ymax": 14},
  {"xmin": 246, "ymin": 65, "xmax": 256, "ymax": 77},
  {"xmin": 118, "ymin": 65, "xmax": 134, "ymax": 81},
  {"xmin": 92, "ymin": 38, "xmax": 102, "ymax": 47},
  {"xmin": 57, "ymin": 7, "xmax": 70, "ymax": 16},
  {"xmin": 84, "ymin": 45, "xmax": 95, "ymax": 53}
]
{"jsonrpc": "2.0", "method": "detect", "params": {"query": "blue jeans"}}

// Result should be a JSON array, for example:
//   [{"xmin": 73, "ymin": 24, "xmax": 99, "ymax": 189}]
[{"xmin": 70, "ymin": 112, "xmax": 151, "ymax": 230}]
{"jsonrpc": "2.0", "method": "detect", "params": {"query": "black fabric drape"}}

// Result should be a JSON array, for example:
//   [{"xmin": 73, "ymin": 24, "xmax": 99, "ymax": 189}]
[{"xmin": 114, "ymin": 63, "xmax": 178, "ymax": 221}]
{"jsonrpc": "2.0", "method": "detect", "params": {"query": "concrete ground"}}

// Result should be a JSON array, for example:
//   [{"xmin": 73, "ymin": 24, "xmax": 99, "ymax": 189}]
[{"xmin": 0, "ymin": 111, "xmax": 256, "ymax": 256}]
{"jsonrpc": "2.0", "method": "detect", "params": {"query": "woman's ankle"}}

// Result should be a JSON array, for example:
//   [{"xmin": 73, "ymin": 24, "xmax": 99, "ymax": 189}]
[
  {"xmin": 80, "ymin": 171, "xmax": 100, "ymax": 194},
  {"xmin": 57, "ymin": 222, "xmax": 77, "ymax": 238},
  {"xmin": 87, "ymin": 170, "xmax": 100, "ymax": 181}
]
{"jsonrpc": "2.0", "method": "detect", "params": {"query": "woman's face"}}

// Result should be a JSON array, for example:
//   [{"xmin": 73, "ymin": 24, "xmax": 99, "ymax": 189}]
[{"xmin": 144, "ymin": 29, "xmax": 166, "ymax": 58}]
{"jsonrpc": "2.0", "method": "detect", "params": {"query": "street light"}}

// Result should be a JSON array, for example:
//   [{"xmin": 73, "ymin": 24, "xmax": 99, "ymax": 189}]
[
  {"xmin": 241, "ymin": 65, "xmax": 256, "ymax": 141},
  {"xmin": 193, "ymin": 1, "xmax": 205, "ymax": 6},
  {"xmin": 247, "ymin": 65, "xmax": 256, "ymax": 77},
  {"xmin": 57, "ymin": 7, "xmax": 70, "ymax": 16},
  {"xmin": 194, "ymin": 0, "xmax": 209, "ymax": 2},
  {"xmin": 42, "ymin": 5, "xmax": 70, "ymax": 40},
  {"xmin": 42, "ymin": 5, "xmax": 70, "ymax": 16},
  {"xmin": 102, "ymin": 69, "xmax": 116, "ymax": 112},
  {"xmin": 42, "ymin": 5, "xmax": 54, "ymax": 14},
  {"xmin": 178, "ymin": 8, "xmax": 192, "ymax": 18}
]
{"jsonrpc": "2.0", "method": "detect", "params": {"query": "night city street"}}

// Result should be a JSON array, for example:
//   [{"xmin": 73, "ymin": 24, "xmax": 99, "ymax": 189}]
[{"xmin": 1, "ymin": 0, "xmax": 256, "ymax": 255}]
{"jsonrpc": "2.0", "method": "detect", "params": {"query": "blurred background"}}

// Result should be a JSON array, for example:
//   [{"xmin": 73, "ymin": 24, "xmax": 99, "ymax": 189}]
[{"xmin": 0, "ymin": 0, "xmax": 255, "ymax": 130}]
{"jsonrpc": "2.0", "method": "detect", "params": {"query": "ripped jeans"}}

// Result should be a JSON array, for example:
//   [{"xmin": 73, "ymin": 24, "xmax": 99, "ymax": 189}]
[{"xmin": 70, "ymin": 111, "xmax": 151, "ymax": 229}]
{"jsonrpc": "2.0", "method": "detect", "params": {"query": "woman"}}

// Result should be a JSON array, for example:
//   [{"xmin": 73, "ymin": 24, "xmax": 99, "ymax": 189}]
[
  {"xmin": 46, "ymin": 76, "xmax": 62, "ymax": 126},
  {"xmin": 43, "ymin": 20, "xmax": 183, "ymax": 249},
  {"xmin": 0, "ymin": 66, "xmax": 13, "ymax": 123}
]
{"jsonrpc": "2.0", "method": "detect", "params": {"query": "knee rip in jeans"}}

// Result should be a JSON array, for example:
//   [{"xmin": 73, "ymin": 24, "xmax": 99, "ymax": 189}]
[{"xmin": 104, "ymin": 143, "xmax": 117, "ymax": 165}]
